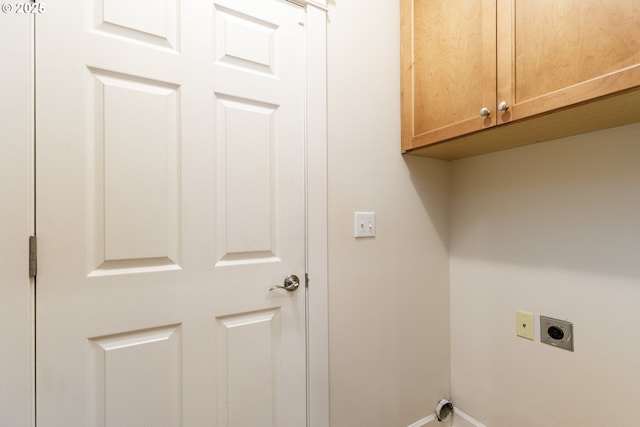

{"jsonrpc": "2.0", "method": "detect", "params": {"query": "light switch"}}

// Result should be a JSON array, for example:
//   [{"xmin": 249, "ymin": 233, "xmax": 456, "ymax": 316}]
[
  {"xmin": 354, "ymin": 212, "xmax": 375, "ymax": 238},
  {"xmin": 516, "ymin": 310, "xmax": 534, "ymax": 340}
]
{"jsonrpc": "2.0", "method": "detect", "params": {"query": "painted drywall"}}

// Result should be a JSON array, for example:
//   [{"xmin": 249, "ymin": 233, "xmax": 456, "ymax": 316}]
[
  {"xmin": 327, "ymin": 1, "xmax": 451, "ymax": 426},
  {"xmin": 450, "ymin": 123, "xmax": 640, "ymax": 426}
]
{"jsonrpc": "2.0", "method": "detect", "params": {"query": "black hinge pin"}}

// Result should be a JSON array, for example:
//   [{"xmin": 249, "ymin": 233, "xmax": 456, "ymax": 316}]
[{"xmin": 29, "ymin": 236, "xmax": 37, "ymax": 277}]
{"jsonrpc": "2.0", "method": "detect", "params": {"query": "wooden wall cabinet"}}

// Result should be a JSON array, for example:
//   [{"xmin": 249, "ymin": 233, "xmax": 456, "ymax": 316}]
[{"xmin": 401, "ymin": 0, "xmax": 640, "ymax": 160}]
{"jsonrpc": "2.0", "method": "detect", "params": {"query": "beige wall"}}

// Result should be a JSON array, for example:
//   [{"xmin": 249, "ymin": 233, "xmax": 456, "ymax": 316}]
[
  {"xmin": 327, "ymin": 1, "xmax": 452, "ymax": 426},
  {"xmin": 450, "ymin": 123, "xmax": 640, "ymax": 426}
]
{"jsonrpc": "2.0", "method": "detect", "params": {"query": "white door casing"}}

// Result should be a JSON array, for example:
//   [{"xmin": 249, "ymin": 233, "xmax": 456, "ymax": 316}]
[
  {"xmin": 303, "ymin": 3, "xmax": 330, "ymax": 426},
  {"xmin": 35, "ymin": 0, "xmax": 313, "ymax": 425},
  {"xmin": 0, "ymin": 11, "xmax": 35, "ymax": 427}
]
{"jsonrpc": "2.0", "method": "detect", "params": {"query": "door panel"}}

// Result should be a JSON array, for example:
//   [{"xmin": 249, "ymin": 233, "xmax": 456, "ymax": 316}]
[
  {"xmin": 214, "ymin": 94, "xmax": 279, "ymax": 263},
  {"xmin": 88, "ymin": 69, "xmax": 181, "ymax": 272},
  {"xmin": 89, "ymin": 325, "xmax": 182, "ymax": 427},
  {"xmin": 217, "ymin": 309, "xmax": 281, "ymax": 426},
  {"xmin": 36, "ymin": 0, "xmax": 306, "ymax": 425}
]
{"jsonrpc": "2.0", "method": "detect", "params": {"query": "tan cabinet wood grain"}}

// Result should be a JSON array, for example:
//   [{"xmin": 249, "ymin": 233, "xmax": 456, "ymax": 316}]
[
  {"xmin": 402, "ymin": 0, "xmax": 640, "ymax": 159},
  {"xmin": 401, "ymin": 0, "xmax": 496, "ymax": 152}
]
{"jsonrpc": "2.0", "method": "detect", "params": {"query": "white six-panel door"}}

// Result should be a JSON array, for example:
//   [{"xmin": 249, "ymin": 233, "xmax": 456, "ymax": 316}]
[{"xmin": 35, "ymin": 1, "xmax": 307, "ymax": 425}]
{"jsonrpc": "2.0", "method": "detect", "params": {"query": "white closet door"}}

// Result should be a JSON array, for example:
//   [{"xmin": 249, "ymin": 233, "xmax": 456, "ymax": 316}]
[{"xmin": 35, "ymin": 0, "xmax": 307, "ymax": 425}]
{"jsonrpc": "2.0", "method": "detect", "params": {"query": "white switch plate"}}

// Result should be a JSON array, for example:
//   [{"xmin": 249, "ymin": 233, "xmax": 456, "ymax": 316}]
[{"xmin": 354, "ymin": 212, "xmax": 375, "ymax": 238}]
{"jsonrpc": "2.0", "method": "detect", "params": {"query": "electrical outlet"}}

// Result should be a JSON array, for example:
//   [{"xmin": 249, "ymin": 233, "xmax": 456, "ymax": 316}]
[
  {"xmin": 354, "ymin": 212, "xmax": 375, "ymax": 238},
  {"xmin": 540, "ymin": 316, "xmax": 574, "ymax": 351},
  {"xmin": 516, "ymin": 310, "xmax": 534, "ymax": 340}
]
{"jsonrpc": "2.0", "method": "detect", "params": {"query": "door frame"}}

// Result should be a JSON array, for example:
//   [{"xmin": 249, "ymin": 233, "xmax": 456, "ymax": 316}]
[
  {"xmin": 0, "ymin": 12, "xmax": 35, "ymax": 427},
  {"xmin": 7, "ymin": 1, "xmax": 329, "ymax": 425},
  {"xmin": 303, "ymin": 2, "xmax": 330, "ymax": 426}
]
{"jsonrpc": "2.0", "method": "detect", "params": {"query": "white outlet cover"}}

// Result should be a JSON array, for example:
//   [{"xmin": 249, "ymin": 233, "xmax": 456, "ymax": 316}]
[{"xmin": 354, "ymin": 212, "xmax": 375, "ymax": 238}]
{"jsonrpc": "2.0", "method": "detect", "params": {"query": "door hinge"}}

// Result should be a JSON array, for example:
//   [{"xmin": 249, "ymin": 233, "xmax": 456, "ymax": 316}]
[{"xmin": 29, "ymin": 236, "xmax": 37, "ymax": 278}]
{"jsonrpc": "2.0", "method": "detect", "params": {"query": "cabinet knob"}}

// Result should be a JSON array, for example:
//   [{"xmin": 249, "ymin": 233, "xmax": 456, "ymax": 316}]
[
  {"xmin": 498, "ymin": 101, "xmax": 509, "ymax": 111},
  {"xmin": 479, "ymin": 107, "xmax": 490, "ymax": 117}
]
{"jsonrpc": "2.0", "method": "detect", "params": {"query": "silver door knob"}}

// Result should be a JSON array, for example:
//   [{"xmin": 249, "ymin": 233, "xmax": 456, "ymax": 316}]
[
  {"xmin": 498, "ymin": 101, "xmax": 509, "ymax": 111},
  {"xmin": 479, "ymin": 107, "xmax": 490, "ymax": 117},
  {"xmin": 269, "ymin": 274, "xmax": 300, "ymax": 292}
]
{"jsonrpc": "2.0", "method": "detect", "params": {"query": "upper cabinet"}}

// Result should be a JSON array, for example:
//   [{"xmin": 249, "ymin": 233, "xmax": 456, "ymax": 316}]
[{"xmin": 401, "ymin": 0, "xmax": 640, "ymax": 160}]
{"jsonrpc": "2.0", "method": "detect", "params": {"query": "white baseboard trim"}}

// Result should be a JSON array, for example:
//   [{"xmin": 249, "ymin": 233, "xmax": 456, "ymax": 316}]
[
  {"xmin": 406, "ymin": 406, "xmax": 487, "ymax": 427},
  {"xmin": 407, "ymin": 413, "xmax": 437, "ymax": 427},
  {"xmin": 452, "ymin": 407, "xmax": 487, "ymax": 427}
]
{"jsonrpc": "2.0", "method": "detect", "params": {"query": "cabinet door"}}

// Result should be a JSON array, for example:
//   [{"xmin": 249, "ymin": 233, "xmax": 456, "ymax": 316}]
[
  {"xmin": 497, "ymin": 0, "xmax": 640, "ymax": 125},
  {"xmin": 401, "ymin": 0, "xmax": 497, "ymax": 152}
]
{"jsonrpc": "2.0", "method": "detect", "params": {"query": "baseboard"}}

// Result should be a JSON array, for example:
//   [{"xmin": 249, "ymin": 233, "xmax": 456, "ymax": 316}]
[
  {"xmin": 407, "ymin": 405, "xmax": 486, "ymax": 427},
  {"xmin": 452, "ymin": 407, "xmax": 487, "ymax": 427},
  {"xmin": 407, "ymin": 413, "xmax": 437, "ymax": 427}
]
